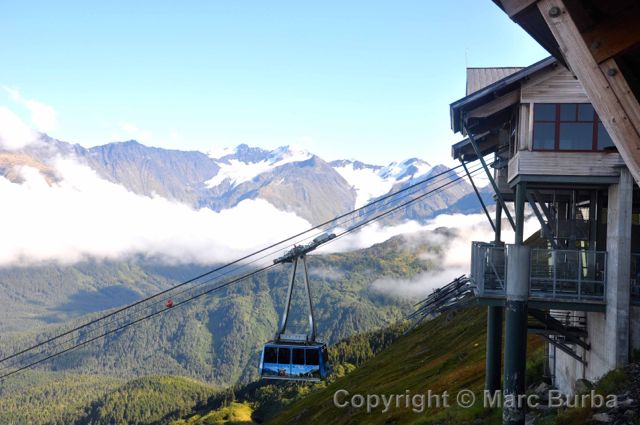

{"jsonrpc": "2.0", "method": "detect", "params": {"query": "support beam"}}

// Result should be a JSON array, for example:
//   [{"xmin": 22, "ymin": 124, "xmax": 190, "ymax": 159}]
[
  {"xmin": 532, "ymin": 190, "xmax": 555, "ymax": 228},
  {"xmin": 464, "ymin": 125, "xmax": 516, "ymax": 230},
  {"xmin": 503, "ymin": 244, "xmax": 530, "ymax": 425},
  {"xmin": 537, "ymin": 334, "xmax": 585, "ymax": 363},
  {"xmin": 486, "ymin": 204, "xmax": 504, "ymax": 393},
  {"xmin": 495, "ymin": 201, "xmax": 503, "ymax": 244},
  {"xmin": 468, "ymin": 90, "xmax": 520, "ymax": 119},
  {"xmin": 500, "ymin": 0, "xmax": 537, "ymax": 18},
  {"xmin": 538, "ymin": 0, "xmax": 640, "ymax": 187},
  {"xmin": 486, "ymin": 306, "xmax": 503, "ymax": 392},
  {"xmin": 581, "ymin": 5, "xmax": 640, "ymax": 64},
  {"xmin": 503, "ymin": 183, "xmax": 529, "ymax": 425},
  {"xmin": 601, "ymin": 59, "xmax": 640, "ymax": 133},
  {"xmin": 514, "ymin": 182, "xmax": 526, "ymax": 245},
  {"xmin": 525, "ymin": 191, "xmax": 559, "ymax": 249},
  {"xmin": 461, "ymin": 159, "xmax": 496, "ymax": 232}
]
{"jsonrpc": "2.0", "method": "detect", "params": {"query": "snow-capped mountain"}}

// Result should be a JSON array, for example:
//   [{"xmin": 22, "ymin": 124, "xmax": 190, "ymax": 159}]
[
  {"xmin": 3, "ymin": 138, "xmax": 483, "ymax": 225},
  {"xmin": 205, "ymin": 144, "xmax": 313, "ymax": 188},
  {"xmin": 331, "ymin": 158, "xmax": 433, "ymax": 207}
]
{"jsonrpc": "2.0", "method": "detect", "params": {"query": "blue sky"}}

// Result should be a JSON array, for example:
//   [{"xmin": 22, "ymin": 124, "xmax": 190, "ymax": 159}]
[{"xmin": 0, "ymin": 0, "xmax": 547, "ymax": 166}]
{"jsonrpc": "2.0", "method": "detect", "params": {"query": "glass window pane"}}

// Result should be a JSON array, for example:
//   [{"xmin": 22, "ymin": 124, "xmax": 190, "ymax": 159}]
[
  {"xmin": 278, "ymin": 347, "xmax": 290, "ymax": 364},
  {"xmin": 578, "ymin": 104, "xmax": 595, "ymax": 122},
  {"xmin": 306, "ymin": 349, "xmax": 319, "ymax": 366},
  {"xmin": 533, "ymin": 123, "xmax": 555, "ymax": 150},
  {"xmin": 534, "ymin": 104, "xmax": 556, "ymax": 121},
  {"xmin": 597, "ymin": 122, "xmax": 615, "ymax": 150},
  {"xmin": 264, "ymin": 347, "xmax": 277, "ymax": 363},
  {"xmin": 292, "ymin": 348, "xmax": 305, "ymax": 365},
  {"xmin": 560, "ymin": 104, "xmax": 577, "ymax": 121},
  {"xmin": 559, "ymin": 123, "xmax": 593, "ymax": 150}
]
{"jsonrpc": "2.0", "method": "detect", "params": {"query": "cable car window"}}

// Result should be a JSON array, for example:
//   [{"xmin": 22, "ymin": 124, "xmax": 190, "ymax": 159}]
[
  {"xmin": 292, "ymin": 348, "xmax": 305, "ymax": 365},
  {"xmin": 278, "ymin": 347, "xmax": 291, "ymax": 364},
  {"xmin": 264, "ymin": 347, "xmax": 277, "ymax": 363},
  {"xmin": 306, "ymin": 349, "xmax": 319, "ymax": 365}
]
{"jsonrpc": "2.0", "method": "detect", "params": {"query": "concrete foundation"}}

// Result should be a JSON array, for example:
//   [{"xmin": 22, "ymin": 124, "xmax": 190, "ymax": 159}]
[
  {"xmin": 551, "ymin": 168, "xmax": 634, "ymax": 394},
  {"xmin": 553, "ymin": 311, "xmax": 608, "ymax": 394},
  {"xmin": 605, "ymin": 168, "xmax": 632, "ymax": 368}
]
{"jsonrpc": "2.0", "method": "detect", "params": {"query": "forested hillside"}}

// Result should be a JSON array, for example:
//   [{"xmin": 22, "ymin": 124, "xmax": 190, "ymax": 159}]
[
  {"xmin": 1, "ymin": 231, "xmax": 453, "ymax": 388},
  {"xmin": 0, "ymin": 313, "xmax": 410, "ymax": 425}
]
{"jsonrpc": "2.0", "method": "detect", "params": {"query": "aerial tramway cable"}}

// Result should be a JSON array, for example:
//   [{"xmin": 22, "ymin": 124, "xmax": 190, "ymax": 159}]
[
  {"xmin": 0, "ymin": 160, "xmax": 470, "ymax": 368},
  {"xmin": 0, "ymin": 162, "xmax": 487, "ymax": 381}
]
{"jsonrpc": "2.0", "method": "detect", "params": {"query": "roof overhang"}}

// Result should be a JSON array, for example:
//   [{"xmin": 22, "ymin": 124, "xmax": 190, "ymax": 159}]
[
  {"xmin": 450, "ymin": 56, "xmax": 557, "ymax": 134},
  {"xmin": 451, "ymin": 131, "xmax": 497, "ymax": 161},
  {"xmin": 492, "ymin": 0, "xmax": 640, "ymax": 186}
]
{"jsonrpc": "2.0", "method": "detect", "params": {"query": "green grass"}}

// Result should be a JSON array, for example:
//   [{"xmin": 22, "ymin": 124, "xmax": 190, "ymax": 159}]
[
  {"xmin": 265, "ymin": 306, "xmax": 544, "ymax": 425},
  {"xmin": 170, "ymin": 402, "xmax": 254, "ymax": 425},
  {"xmin": 553, "ymin": 366, "xmax": 634, "ymax": 425}
]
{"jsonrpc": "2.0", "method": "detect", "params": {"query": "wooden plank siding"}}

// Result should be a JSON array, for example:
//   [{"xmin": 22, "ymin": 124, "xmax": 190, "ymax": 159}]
[
  {"xmin": 508, "ymin": 151, "xmax": 624, "ymax": 182},
  {"xmin": 537, "ymin": 0, "xmax": 640, "ymax": 187},
  {"xmin": 521, "ymin": 66, "xmax": 589, "ymax": 103}
]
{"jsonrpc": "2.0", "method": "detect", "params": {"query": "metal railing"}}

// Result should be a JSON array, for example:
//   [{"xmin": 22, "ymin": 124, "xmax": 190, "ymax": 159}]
[
  {"xmin": 470, "ymin": 242, "xmax": 506, "ymax": 296},
  {"xmin": 530, "ymin": 249, "xmax": 606, "ymax": 301},
  {"xmin": 470, "ymin": 242, "xmax": 606, "ymax": 302}
]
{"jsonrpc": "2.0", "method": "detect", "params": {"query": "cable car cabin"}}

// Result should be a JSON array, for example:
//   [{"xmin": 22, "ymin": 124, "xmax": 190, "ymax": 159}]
[{"xmin": 259, "ymin": 341, "xmax": 328, "ymax": 382}]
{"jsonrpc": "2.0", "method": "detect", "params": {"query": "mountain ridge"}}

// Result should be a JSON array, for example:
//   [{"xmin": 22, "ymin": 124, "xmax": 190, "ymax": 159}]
[{"xmin": 2, "ymin": 135, "xmax": 483, "ymax": 226}]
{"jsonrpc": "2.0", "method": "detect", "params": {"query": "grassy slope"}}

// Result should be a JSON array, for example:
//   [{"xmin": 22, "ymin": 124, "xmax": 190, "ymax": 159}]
[
  {"xmin": 170, "ymin": 402, "xmax": 254, "ymax": 425},
  {"xmin": 267, "ymin": 306, "xmax": 544, "ymax": 425}
]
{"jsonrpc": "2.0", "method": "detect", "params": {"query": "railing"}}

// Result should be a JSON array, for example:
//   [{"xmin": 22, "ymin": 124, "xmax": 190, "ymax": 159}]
[
  {"xmin": 470, "ymin": 242, "xmax": 506, "ymax": 296},
  {"xmin": 530, "ymin": 249, "xmax": 606, "ymax": 301},
  {"xmin": 470, "ymin": 242, "xmax": 607, "ymax": 303}
]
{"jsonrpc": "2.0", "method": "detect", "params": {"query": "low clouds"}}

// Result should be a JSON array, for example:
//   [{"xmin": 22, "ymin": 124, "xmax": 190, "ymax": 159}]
[
  {"xmin": 0, "ymin": 107, "xmax": 39, "ymax": 150},
  {"xmin": 368, "ymin": 212, "xmax": 539, "ymax": 299},
  {"xmin": 0, "ymin": 158, "xmax": 311, "ymax": 266}
]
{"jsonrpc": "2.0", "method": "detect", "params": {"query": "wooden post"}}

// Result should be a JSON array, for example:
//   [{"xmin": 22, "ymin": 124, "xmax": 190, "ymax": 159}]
[{"xmin": 537, "ymin": 0, "xmax": 640, "ymax": 187}]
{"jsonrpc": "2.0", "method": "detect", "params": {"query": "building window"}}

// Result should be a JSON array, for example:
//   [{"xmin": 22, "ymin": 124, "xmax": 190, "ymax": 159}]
[{"xmin": 532, "ymin": 103, "xmax": 614, "ymax": 151}]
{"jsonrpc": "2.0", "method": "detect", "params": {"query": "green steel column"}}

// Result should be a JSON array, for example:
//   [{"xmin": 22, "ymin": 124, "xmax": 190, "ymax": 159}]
[
  {"xmin": 495, "ymin": 201, "xmax": 502, "ymax": 243},
  {"xmin": 503, "ymin": 183, "xmax": 529, "ymax": 425},
  {"xmin": 486, "ymin": 306, "xmax": 503, "ymax": 392},
  {"xmin": 486, "ymin": 201, "xmax": 503, "ymax": 392},
  {"xmin": 514, "ymin": 182, "xmax": 526, "ymax": 245}
]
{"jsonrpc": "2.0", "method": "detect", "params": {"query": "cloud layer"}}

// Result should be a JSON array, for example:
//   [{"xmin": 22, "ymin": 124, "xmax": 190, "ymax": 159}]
[
  {"xmin": 0, "ymin": 106, "xmax": 39, "ymax": 150},
  {"xmin": 0, "ymin": 157, "xmax": 311, "ymax": 266},
  {"xmin": 367, "ymin": 212, "xmax": 539, "ymax": 299}
]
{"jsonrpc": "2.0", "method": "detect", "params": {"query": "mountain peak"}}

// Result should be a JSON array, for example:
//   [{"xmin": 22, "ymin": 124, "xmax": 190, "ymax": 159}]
[{"xmin": 205, "ymin": 144, "xmax": 314, "ymax": 188}]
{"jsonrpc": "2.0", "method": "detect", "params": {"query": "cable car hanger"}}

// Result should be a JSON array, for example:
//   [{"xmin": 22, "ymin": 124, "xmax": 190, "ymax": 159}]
[
  {"xmin": 272, "ymin": 232, "xmax": 335, "ymax": 343},
  {"xmin": 258, "ymin": 233, "xmax": 335, "ymax": 382}
]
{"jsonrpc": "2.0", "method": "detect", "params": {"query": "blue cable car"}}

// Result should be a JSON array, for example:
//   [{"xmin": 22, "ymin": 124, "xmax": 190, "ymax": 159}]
[
  {"xmin": 259, "ymin": 341, "xmax": 328, "ymax": 381},
  {"xmin": 260, "ymin": 235, "xmax": 334, "ymax": 382}
]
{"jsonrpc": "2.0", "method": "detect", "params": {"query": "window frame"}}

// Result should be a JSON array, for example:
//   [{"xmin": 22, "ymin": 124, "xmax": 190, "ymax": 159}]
[{"xmin": 532, "ymin": 103, "xmax": 612, "ymax": 152}]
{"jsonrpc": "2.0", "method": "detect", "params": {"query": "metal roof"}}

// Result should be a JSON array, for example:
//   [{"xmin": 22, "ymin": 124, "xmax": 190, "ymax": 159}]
[
  {"xmin": 466, "ymin": 67, "xmax": 523, "ymax": 95},
  {"xmin": 450, "ymin": 56, "xmax": 557, "ymax": 134}
]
